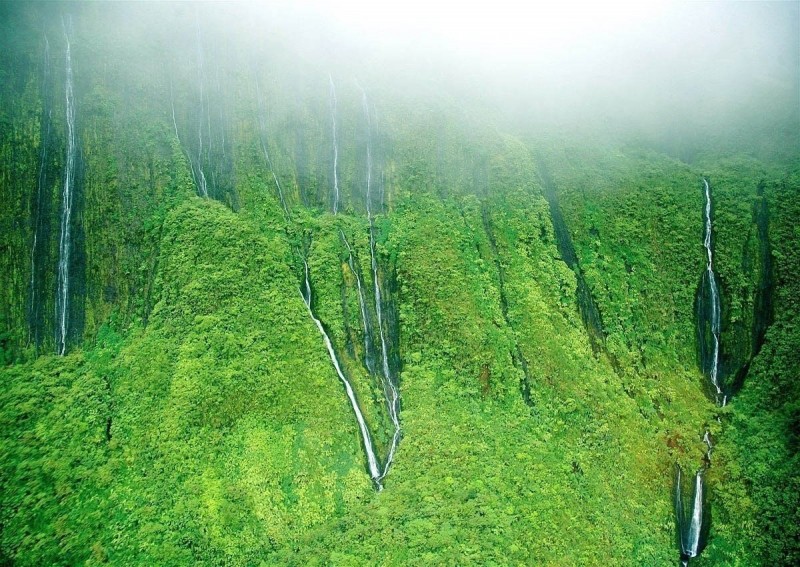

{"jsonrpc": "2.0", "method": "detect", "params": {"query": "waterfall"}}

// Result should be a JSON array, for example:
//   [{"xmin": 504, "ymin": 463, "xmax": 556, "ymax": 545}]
[
  {"xmin": 55, "ymin": 18, "xmax": 76, "ymax": 356},
  {"xmin": 188, "ymin": 12, "xmax": 209, "ymax": 198},
  {"xmin": 701, "ymin": 178, "xmax": 723, "ymax": 403},
  {"xmin": 329, "ymin": 75, "xmax": 340, "ymax": 214},
  {"xmin": 686, "ymin": 471, "xmax": 704, "ymax": 557},
  {"xmin": 685, "ymin": 470, "xmax": 704, "ymax": 558},
  {"xmin": 250, "ymin": 74, "xmax": 381, "ymax": 487},
  {"xmin": 341, "ymin": 231, "xmax": 375, "ymax": 375},
  {"xmin": 675, "ymin": 465, "xmax": 706, "ymax": 562},
  {"xmin": 300, "ymin": 260, "xmax": 383, "ymax": 488},
  {"xmin": 674, "ymin": 178, "xmax": 724, "ymax": 564},
  {"xmin": 360, "ymin": 85, "xmax": 401, "ymax": 480},
  {"xmin": 169, "ymin": 78, "xmax": 181, "ymax": 144}
]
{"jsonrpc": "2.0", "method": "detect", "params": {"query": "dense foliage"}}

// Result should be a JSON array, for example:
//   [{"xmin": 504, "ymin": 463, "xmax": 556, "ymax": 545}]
[{"xmin": 1, "ymin": 3, "xmax": 797, "ymax": 565}]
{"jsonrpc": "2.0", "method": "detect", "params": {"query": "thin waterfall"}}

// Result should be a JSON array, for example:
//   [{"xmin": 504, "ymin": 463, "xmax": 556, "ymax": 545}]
[
  {"xmin": 701, "ymin": 178, "xmax": 723, "ymax": 403},
  {"xmin": 29, "ymin": 33, "xmax": 52, "ymax": 347},
  {"xmin": 255, "ymin": 77, "xmax": 289, "ymax": 217},
  {"xmin": 341, "ymin": 230, "xmax": 375, "ymax": 375},
  {"xmin": 675, "ymin": 465, "xmax": 705, "ymax": 563},
  {"xmin": 329, "ymin": 75, "xmax": 340, "ymax": 214},
  {"xmin": 360, "ymin": 85, "xmax": 401, "ymax": 480},
  {"xmin": 193, "ymin": 12, "xmax": 209, "ymax": 198},
  {"xmin": 675, "ymin": 177, "xmax": 724, "ymax": 565},
  {"xmin": 170, "ymin": 77, "xmax": 202, "ymax": 191},
  {"xmin": 258, "ymin": 83, "xmax": 380, "ymax": 485},
  {"xmin": 685, "ymin": 471, "xmax": 704, "ymax": 557},
  {"xmin": 169, "ymin": 78, "xmax": 181, "ymax": 143},
  {"xmin": 301, "ymin": 260, "xmax": 383, "ymax": 488},
  {"xmin": 56, "ymin": 18, "xmax": 76, "ymax": 356}
]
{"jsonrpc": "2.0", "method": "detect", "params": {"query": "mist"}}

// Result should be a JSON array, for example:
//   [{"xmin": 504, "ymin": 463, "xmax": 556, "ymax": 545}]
[
  {"xmin": 234, "ymin": 0, "xmax": 800, "ymax": 154},
  {"xmin": 2, "ymin": 2, "xmax": 800, "ymax": 564},
  {"xmin": 10, "ymin": 0, "xmax": 792, "ymax": 160}
]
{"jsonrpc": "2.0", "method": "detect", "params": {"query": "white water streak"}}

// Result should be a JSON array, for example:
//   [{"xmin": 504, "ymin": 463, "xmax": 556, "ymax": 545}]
[
  {"xmin": 301, "ymin": 260, "xmax": 382, "ymax": 487},
  {"xmin": 360, "ymin": 85, "xmax": 401, "ymax": 480},
  {"xmin": 341, "ymin": 230, "xmax": 375, "ymax": 374},
  {"xmin": 686, "ymin": 471, "xmax": 704, "ymax": 557},
  {"xmin": 702, "ymin": 178, "xmax": 722, "ymax": 401},
  {"xmin": 170, "ymin": 79, "xmax": 181, "ymax": 142},
  {"xmin": 330, "ymin": 75, "xmax": 340, "ymax": 214},
  {"xmin": 194, "ymin": 13, "xmax": 208, "ymax": 197},
  {"xmin": 56, "ymin": 19, "xmax": 76, "ymax": 356}
]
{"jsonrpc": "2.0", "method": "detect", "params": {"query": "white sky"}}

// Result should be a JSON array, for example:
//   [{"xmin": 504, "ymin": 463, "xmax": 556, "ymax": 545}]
[{"xmin": 291, "ymin": 0, "xmax": 671, "ymax": 60}]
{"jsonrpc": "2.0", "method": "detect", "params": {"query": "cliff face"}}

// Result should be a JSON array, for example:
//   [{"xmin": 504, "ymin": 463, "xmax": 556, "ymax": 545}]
[{"xmin": 0, "ymin": 3, "xmax": 797, "ymax": 565}]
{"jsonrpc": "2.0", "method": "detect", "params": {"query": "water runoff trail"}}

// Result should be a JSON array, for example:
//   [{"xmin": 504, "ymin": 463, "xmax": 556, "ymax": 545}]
[
  {"xmin": 360, "ymin": 84, "xmax": 401, "ymax": 481},
  {"xmin": 255, "ymin": 76, "xmax": 390, "ymax": 488},
  {"xmin": 55, "ymin": 17, "xmax": 76, "ymax": 356},
  {"xmin": 675, "ymin": 177, "xmax": 723, "ymax": 565},
  {"xmin": 300, "ymin": 260, "xmax": 382, "ymax": 483},
  {"xmin": 329, "ymin": 75, "xmax": 340, "ymax": 215}
]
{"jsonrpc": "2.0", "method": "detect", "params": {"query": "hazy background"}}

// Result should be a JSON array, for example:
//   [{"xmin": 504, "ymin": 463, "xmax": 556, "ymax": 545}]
[
  {"xmin": 233, "ymin": 0, "xmax": 799, "ymax": 158},
  {"xmin": 4, "ymin": 0, "xmax": 797, "ymax": 160}
]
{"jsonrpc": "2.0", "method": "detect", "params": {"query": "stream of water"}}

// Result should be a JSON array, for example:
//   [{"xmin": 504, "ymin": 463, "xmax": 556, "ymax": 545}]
[
  {"xmin": 676, "ymin": 178, "xmax": 727, "ymax": 565},
  {"xmin": 361, "ymin": 86, "xmax": 401, "ymax": 480},
  {"xmin": 329, "ymin": 75, "xmax": 340, "ymax": 214},
  {"xmin": 301, "ymin": 260, "xmax": 383, "ymax": 487},
  {"xmin": 55, "ymin": 18, "xmax": 76, "ymax": 356},
  {"xmin": 702, "ymin": 178, "xmax": 724, "ymax": 404}
]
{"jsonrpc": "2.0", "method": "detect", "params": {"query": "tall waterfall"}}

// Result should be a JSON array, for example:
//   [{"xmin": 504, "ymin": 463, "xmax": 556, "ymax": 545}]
[
  {"xmin": 300, "ymin": 260, "xmax": 383, "ymax": 487},
  {"xmin": 329, "ymin": 75, "xmax": 340, "ymax": 214},
  {"xmin": 361, "ymin": 86, "xmax": 401, "ymax": 480},
  {"xmin": 685, "ymin": 470, "xmax": 704, "ymax": 557},
  {"xmin": 55, "ymin": 19, "xmax": 76, "ymax": 356},
  {"xmin": 341, "ymin": 231, "xmax": 375, "ymax": 375},
  {"xmin": 701, "ymin": 178, "xmax": 724, "ymax": 404},
  {"xmin": 193, "ymin": 14, "xmax": 209, "ymax": 198},
  {"xmin": 675, "ymin": 465, "xmax": 706, "ymax": 564},
  {"xmin": 675, "ymin": 177, "xmax": 725, "ymax": 565}
]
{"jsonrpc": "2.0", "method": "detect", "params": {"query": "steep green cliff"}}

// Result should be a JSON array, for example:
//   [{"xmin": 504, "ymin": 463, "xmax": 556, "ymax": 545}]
[{"xmin": 1, "ymin": 3, "xmax": 797, "ymax": 565}]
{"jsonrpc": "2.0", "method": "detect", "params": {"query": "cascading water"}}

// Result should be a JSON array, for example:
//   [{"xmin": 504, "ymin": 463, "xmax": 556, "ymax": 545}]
[
  {"xmin": 341, "ymin": 230, "xmax": 376, "ymax": 375},
  {"xmin": 300, "ymin": 260, "xmax": 383, "ymax": 488},
  {"xmin": 329, "ymin": 75, "xmax": 340, "ymax": 215},
  {"xmin": 675, "ymin": 465, "xmax": 706, "ymax": 564},
  {"xmin": 675, "ymin": 178, "xmax": 726, "ymax": 565},
  {"xmin": 361, "ymin": 86, "xmax": 401, "ymax": 479},
  {"xmin": 686, "ymin": 470, "xmax": 704, "ymax": 557},
  {"xmin": 256, "ymin": 80, "xmax": 386, "ymax": 486},
  {"xmin": 193, "ymin": 13, "xmax": 209, "ymax": 198},
  {"xmin": 55, "ymin": 18, "xmax": 76, "ymax": 356},
  {"xmin": 701, "ymin": 177, "xmax": 724, "ymax": 404}
]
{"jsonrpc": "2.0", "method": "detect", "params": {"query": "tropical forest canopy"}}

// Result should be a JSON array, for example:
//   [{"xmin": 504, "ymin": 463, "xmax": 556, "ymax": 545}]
[{"xmin": 0, "ymin": 1, "xmax": 798, "ymax": 565}]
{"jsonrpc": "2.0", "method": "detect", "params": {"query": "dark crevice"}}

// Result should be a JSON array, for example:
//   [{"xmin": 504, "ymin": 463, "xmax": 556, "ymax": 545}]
[
  {"xmin": 480, "ymin": 204, "xmax": 533, "ymax": 407},
  {"xmin": 728, "ymin": 180, "xmax": 774, "ymax": 396},
  {"xmin": 535, "ymin": 156, "xmax": 619, "ymax": 373},
  {"xmin": 28, "ymin": 33, "xmax": 56, "ymax": 351},
  {"xmin": 103, "ymin": 374, "xmax": 113, "ymax": 442},
  {"xmin": 173, "ymin": 17, "xmax": 238, "ymax": 210}
]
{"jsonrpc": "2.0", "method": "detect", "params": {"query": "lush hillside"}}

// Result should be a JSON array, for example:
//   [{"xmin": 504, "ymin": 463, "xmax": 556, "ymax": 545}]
[{"xmin": 1, "ymin": 3, "xmax": 797, "ymax": 565}]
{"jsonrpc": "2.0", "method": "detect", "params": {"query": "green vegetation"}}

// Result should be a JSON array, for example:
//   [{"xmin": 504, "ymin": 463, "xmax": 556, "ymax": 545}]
[{"xmin": 1, "ymin": 2, "xmax": 797, "ymax": 565}]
